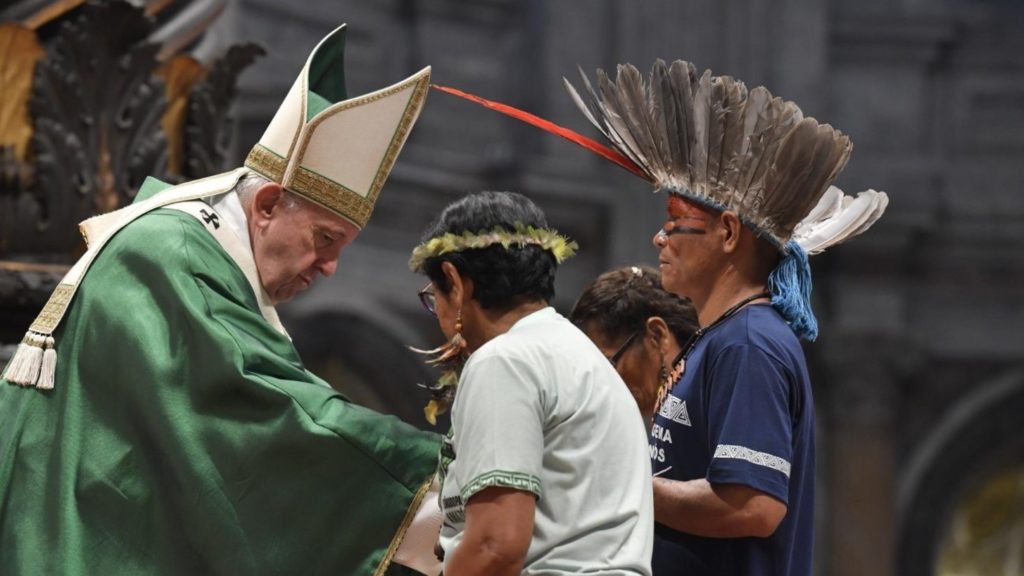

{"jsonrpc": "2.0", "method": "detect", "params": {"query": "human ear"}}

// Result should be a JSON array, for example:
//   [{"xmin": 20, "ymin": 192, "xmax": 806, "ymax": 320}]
[
  {"xmin": 440, "ymin": 261, "xmax": 465, "ymax": 310},
  {"xmin": 645, "ymin": 317, "xmax": 672, "ymax": 356},
  {"xmin": 251, "ymin": 182, "xmax": 285, "ymax": 228},
  {"xmin": 719, "ymin": 211, "xmax": 744, "ymax": 254}
]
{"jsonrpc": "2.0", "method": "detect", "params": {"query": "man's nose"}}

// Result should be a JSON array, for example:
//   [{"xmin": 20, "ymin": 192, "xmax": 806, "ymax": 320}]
[
  {"xmin": 316, "ymin": 258, "xmax": 338, "ymax": 278},
  {"xmin": 653, "ymin": 229, "xmax": 668, "ymax": 248}
]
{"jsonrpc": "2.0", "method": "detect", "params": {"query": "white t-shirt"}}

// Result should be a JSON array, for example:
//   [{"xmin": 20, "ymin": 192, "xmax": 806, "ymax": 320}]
[{"xmin": 438, "ymin": 307, "xmax": 653, "ymax": 575}]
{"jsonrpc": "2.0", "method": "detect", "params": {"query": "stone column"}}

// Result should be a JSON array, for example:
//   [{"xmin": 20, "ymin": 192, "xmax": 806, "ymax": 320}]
[{"xmin": 818, "ymin": 333, "xmax": 914, "ymax": 576}]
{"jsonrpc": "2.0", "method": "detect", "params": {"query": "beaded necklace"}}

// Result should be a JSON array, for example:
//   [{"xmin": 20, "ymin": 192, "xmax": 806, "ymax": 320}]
[{"xmin": 652, "ymin": 291, "xmax": 771, "ymax": 418}]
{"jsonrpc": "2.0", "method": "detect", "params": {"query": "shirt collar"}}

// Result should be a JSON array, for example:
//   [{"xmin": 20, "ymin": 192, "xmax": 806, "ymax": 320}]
[
  {"xmin": 508, "ymin": 306, "xmax": 556, "ymax": 333},
  {"xmin": 208, "ymin": 191, "xmax": 252, "ymax": 251}
]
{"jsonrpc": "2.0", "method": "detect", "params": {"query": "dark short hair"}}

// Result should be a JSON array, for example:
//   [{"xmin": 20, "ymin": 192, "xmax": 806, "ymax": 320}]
[
  {"xmin": 570, "ymin": 265, "xmax": 698, "ymax": 346},
  {"xmin": 421, "ymin": 191, "xmax": 557, "ymax": 310}
]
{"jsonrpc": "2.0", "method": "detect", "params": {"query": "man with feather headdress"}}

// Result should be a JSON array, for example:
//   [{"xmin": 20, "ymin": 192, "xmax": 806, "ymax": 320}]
[
  {"xmin": 571, "ymin": 61, "xmax": 886, "ymax": 576},
  {"xmin": 433, "ymin": 58, "xmax": 887, "ymax": 576}
]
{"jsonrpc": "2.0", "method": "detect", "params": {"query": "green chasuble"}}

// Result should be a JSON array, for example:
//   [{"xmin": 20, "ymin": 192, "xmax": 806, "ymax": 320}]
[{"xmin": 0, "ymin": 181, "xmax": 440, "ymax": 575}]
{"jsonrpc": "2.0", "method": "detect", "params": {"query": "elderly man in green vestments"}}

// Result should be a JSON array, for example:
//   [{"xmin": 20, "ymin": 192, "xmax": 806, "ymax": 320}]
[{"xmin": 0, "ymin": 25, "xmax": 442, "ymax": 576}]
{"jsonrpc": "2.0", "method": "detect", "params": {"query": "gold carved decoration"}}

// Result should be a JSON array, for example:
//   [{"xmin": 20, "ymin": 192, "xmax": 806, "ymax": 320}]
[
  {"xmin": 0, "ymin": 23, "xmax": 45, "ymax": 163},
  {"xmin": 159, "ymin": 56, "xmax": 207, "ymax": 176}
]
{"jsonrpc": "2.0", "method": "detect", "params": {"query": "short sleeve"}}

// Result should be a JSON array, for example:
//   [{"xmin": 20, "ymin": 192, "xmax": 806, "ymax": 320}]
[
  {"xmin": 450, "ymin": 352, "xmax": 545, "ymax": 503},
  {"xmin": 704, "ymin": 344, "xmax": 794, "ymax": 504}
]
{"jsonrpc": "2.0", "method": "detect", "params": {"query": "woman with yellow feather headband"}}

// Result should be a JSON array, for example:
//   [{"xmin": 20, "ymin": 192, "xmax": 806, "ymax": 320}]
[
  {"xmin": 409, "ymin": 190, "xmax": 655, "ymax": 575},
  {"xmin": 434, "ymin": 57, "xmax": 888, "ymax": 576}
]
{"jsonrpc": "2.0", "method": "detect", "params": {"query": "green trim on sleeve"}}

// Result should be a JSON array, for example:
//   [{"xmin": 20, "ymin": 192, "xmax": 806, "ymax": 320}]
[{"xmin": 460, "ymin": 470, "xmax": 542, "ymax": 503}]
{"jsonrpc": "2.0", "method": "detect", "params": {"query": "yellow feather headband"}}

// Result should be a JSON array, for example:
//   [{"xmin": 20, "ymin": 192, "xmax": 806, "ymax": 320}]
[{"xmin": 408, "ymin": 222, "xmax": 578, "ymax": 272}]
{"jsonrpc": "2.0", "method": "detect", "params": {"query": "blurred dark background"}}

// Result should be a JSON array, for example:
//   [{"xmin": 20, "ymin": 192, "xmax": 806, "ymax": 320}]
[{"xmin": 2, "ymin": 1, "xmax": 1022, "ymax": 574}]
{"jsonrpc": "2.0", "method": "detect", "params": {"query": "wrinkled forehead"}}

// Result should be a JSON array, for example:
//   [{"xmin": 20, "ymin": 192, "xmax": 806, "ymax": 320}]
[{"xmin": 666, "ymin": 194, "xmax": 715, "ymax": 222}]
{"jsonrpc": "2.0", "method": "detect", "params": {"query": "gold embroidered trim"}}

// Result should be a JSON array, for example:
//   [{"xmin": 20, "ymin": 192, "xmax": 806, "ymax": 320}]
[
  {"xmin": 372, "ymin": 478, "xmax": 433, "ymax": 576},
  {"xmin": 289, "ymin": 71, "xmax": 430, "ymax": 221},
  {"xmin": 29, "ymin": 283, "xmax": 74, "ymax": 334},
  {"xmin": 244, "ymin": 144, "xmax": 286, "ymax": 183},
  {"xmin": 245, "ymin": 144, "xmax": 374, "ymax": 228},
  {"xmin": 365, "ymin": 75, "xmax": 429, "ymax": 208},
  {"xmin": 290, "ymin": 166, "xmax": 373, "ymax": 228}
]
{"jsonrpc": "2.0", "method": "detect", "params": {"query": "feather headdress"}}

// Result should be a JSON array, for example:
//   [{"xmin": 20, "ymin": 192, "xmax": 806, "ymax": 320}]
[
  {"xmin": 435, "ymin": 60, "xmax": 886, "ymax": 252},
  {"xmin": 432, "ymin": 59, "xmax": 889, "ymax": 340},
  {"xmin": 561, "ymin": 60, "xmax": 875, "ymax": 250}
]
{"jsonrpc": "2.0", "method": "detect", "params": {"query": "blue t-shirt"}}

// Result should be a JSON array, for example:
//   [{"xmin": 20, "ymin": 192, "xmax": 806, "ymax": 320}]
[{"xmin": 649, "ymin": 304, "xmax": 814, "ymax": 576}]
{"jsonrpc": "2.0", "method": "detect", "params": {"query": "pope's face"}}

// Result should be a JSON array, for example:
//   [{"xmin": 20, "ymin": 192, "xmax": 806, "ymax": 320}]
[
  {"xmin": 653, "ymin": 195, "xmax": 717, "ymax": 298},
  {"xmin": 251, "ymin": 193, "xmax": 359, "ymax": 304}
]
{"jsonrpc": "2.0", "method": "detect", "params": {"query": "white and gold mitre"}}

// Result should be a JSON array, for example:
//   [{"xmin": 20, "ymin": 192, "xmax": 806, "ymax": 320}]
[{"xmin": 244, "ymin": 24, "xmax": 431, "ymax": 229}]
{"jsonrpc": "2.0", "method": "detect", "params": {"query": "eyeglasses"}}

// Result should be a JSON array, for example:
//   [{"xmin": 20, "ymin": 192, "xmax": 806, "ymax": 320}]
[
  {"xmin": 608, "ymin": 329, "xmax": 641, "ymax": 366},
  {"xmin": 418, "ymin": 283, "xmax": 437, "ymax": 316}
]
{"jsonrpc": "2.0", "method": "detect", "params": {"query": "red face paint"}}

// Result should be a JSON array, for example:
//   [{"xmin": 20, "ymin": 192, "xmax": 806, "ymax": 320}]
[{"xmin": 664, "ymin": 195, "xmax": 711, "ymax": 236}]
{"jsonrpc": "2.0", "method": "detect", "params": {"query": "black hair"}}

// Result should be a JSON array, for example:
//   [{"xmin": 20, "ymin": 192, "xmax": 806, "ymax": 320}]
[
  {"xmin": 569, "ymin": 265, "xmax": 698, "ymax": 346},
  {"xmin": 421, "ymin": 191, "xmax": 557, "ymax": 310}
]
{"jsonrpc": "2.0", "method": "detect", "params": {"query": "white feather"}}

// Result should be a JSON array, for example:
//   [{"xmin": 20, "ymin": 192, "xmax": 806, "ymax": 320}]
[
  {"xmin": 793, "ymin": 188, "xmax": 888, "ymax": 255},
  {"xmin": 847, "ymin": 191, "xmax": 889, "ymax": 238},
  {"xmin": 795, "ymin": 185, "xmax": 843, "ymax": 233}
]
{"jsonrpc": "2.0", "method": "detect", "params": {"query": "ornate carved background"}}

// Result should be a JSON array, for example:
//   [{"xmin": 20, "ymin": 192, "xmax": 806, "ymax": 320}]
[
  {"xmin": 0, "ymin": 0, "xmax": 262, "ymax": 260},
  {"xmin": 0, "ymin": 0, "xmax": 262, "ymax": 341}
]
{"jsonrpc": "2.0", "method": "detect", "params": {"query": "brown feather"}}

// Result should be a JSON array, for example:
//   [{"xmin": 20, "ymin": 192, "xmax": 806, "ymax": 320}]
[
  {"xmin": 729, "ymin": 85, "xmax": 771, "ymax": 205},
  {"xmin": 573, "ymin": 65, "xmax": 614, "ymax": 139},
  {"xmin": 788, "ymin": 126, "xmax": 852, "ymax": 236},
  {"xmin": 704, "ymin": 78, "xmax": 725, "ymax": 196},
  {"xmin": 759, "ymin": 118, "xmax": 822, "ymax": 233},
  {"xmin": 596, "ymin": 68, "xmax": 651, "ymax": 172},
  {"xmin": 779, "ymin": 132, "xmax": 837, "ymax": 235},
  {"xmin": 691, "ymin": 69, "xmax": 713, "ymax": 195},
  {"xmin": 745, "ymin": 99, "xmax": 803, "ymax": 213},
  {"xmin": 713, "ymin": 78, "xmax": 747, "ymax": 197},
  {"xmin": 816, "ymin": 129, "xmax": 853, "ymax": 199},
  {"xmin": 669, "ymin": 60, "xmax": 697, "ymax": 184},
  {"xmin": 615, "ymin": 64, "xmax": 663, "ymax": 176},
  {"xmin": 649, "ymin": 60, "xmax": 676, "ymax": 181},
  {"xmin": 564, "ymin": 77, "xmax": 607, "ymax": 138}
]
